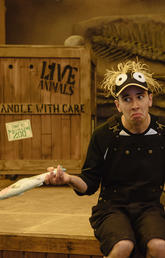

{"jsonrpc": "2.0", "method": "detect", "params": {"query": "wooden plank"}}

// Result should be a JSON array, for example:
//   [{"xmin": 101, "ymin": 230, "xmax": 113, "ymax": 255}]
[
  {"xmin": 3, "ymin": 58, "xmax": 17, "ymax": 161},
  {"xmin": 11, "ymin": 58, "xmax": 22, "ymax": 160},
  {"xmin": 31, "ymin": 115, "xmax": 41, "ymax": 159},
  {"xmin": 69, "ymin": 255, "xmax": 90, "ymax": 258},
  {"xmin": 24, "ymin": 252, "xmax": 46, "ymax": 258},
  {"xmin": 51, "ymin": 115, "xmax": 62, "ymax": 160},
  {"xmin": 41, "ymin": 121, "xmax": 52, "ymax": 160},
  {"xmin": 30, "ymin": 58, "xmax": 42, "ymax": 160},
  {"xmin": 92, "ymin": 256, "xmax": 103, "ymax": 258},
  {"xmin": 0, "ymin": 115, "xmax": 6, "ymax": 160},
  {"xmin": 0, "ymin": 159, "xmax": 81, "ymax": 170},
  {"xmin": 0, "ymin": 159, "xmax": 82, "ymax": 174},
  {"xmin": 2, "ymin": 250, "xmax": 24, "ymax": 258},
  {"xmin": 0, "ymin": 251, "xmax": 3, "ymax": 258},
  {"xmin": 41, "ymin": 59, "xmax": 52, "ymax": 160},
  {"xmin": 0, "ymin": 46, "xmax": 84, "ymax": 58},
  {"xmin": 20, "ymin": 58, "xmax": 32, "ymax": 160},
  {"xmin": 80, "ymin": 49, "xmax": 92, "ymax": 161},
  {"xmin": 0, "ymin": 58, "xmax": 5, "ymax": 159},
  {"xmin": 0, "ymin": 0, "xmax": 5, "ymax": 44},
  {"xmin": 47, "ymin": 254, "xmax": 68, "ymax": 258},
  {"xmin": 60, "ymin": 58, "xmax": 71, "ymax": 160},
  {"xmin": 0, "ymin": 234, "xmax": 102, "ymax": 256},
  {"xmin": 70, "ymin": 58, "xmax": 81, "ymax": 160},
  {"xmin": 61, "ymin": 116, "xmax": 71, "ymax": 160},
  {"xmin": 21, "ymin": 115, "xmax": 32, "ymax": 160}
]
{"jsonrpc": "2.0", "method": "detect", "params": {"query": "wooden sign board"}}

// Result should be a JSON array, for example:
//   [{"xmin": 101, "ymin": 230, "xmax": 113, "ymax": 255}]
[{"xmin": 0, "ymin": 45, "xmax": 96, "ymax": 175}]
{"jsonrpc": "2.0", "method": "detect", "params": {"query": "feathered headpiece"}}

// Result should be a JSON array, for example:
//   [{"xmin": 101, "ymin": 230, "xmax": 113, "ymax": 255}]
[{"xmin": 102, "ymin": 60, "xmax": 162, "ymax": 98}]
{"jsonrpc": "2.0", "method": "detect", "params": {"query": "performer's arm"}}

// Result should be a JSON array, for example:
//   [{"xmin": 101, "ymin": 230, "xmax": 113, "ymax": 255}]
[{"xmin": 44, "ymin": 165, "xmax": 87, "ymax": 194}]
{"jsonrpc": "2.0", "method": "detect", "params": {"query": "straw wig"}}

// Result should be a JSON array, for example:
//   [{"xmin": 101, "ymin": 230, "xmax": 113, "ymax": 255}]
[{"xmin": 102, "ymin": 60, "xmax": 162, "ymax": 98}]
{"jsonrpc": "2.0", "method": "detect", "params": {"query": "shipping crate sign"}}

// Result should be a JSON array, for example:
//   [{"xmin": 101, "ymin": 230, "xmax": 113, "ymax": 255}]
[
  {"xmin": 0, "ymin": 46, "xmax": 96, "ymax": 175},
  {"xmin": 6, "ymin": 119, "xmax": 33, "ymax": 141},
  {"xmin": 0, "ymin": 103, "xmax": 85, "ymax": 115}
]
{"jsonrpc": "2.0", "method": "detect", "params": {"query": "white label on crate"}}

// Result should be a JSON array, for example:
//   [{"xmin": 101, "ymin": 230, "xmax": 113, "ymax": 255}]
[{"xmin": 6, "ymin": 119, "xmax": 33, "ymax": 141}]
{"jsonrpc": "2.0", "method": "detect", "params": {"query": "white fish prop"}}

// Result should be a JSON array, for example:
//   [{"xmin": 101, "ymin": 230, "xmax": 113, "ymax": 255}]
[{"xmin": 0, "ymin": 167, "xmax": 66, "ymax": 200}]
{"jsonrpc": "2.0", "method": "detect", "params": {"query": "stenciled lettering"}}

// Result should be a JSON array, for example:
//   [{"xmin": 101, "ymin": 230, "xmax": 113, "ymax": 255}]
[
  {"xmin": 0, "ymin": 103, "xmax": 85, "ymax": 114},
  {"xmin": 35, "ymin": 104, "xmax": 60, "ymax": 113},
  {"xmin": 62, "ymin": 104, "xmax": 85, "ymax": 114},
  {"xmin": 39, "ymin": 61, "xmax": 78, "ymax": 95},
  {"xmin": 0, "ymin": 104, "xmax": 32, "ymax": 114}
]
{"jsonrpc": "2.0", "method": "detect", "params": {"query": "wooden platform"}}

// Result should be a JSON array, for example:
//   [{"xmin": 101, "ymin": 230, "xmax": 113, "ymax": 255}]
[
  {"xmin": 0, "ymin": 180, "xmax": 164, "ymax": 258},
  {"xmin": 0, "ymin": 180, "xmax": 102, "ymax": 258}
]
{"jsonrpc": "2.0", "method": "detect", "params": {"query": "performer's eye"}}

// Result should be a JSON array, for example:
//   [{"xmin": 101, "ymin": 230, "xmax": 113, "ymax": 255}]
[
  {"xmin": 133, "ymin": 72, "xmax": 146, "ymax": 83},
  {"xmin": 115, "ymin": 74, "xmax": 128, "ymax": 86},
  {"xmin": 123, "ymin": 97, "xmax": 131, "ymax": 102}
]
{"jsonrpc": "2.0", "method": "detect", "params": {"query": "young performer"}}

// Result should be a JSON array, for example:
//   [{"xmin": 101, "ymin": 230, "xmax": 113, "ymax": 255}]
[{"xmin": 45, "ymin": 60, "xmax": 165, "ymax": 258}]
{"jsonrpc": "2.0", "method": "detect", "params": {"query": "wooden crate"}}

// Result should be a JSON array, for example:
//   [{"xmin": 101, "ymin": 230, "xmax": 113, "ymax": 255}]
[
  {"xmin": 0, "ymin": 45, "xmax": 96, "ymax": 175},
  {"xmin": 0, "ymin": 0, "xmax": 5, "ymax": 44}
]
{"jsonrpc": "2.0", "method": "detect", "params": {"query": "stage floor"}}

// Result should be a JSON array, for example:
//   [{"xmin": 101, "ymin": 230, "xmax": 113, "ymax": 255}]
[
  {"xmin": 0, "ymin": 179, "xmax": 103, "ymax": 257},
  {"xmin": 0, "ymin": 180, "xmax": 99, "ymax": 238}
]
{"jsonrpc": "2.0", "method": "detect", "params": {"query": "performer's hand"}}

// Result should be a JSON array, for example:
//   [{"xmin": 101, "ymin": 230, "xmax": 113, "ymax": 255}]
[{"xmin": 44, "ymin": 165, "xmax": 70, "ymax": 185}]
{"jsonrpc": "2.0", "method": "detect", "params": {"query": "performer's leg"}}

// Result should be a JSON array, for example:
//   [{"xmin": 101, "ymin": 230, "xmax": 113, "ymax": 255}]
[
  {"xmin": 90, "ymin": 206, "xmax": 136, "ymax": 257},
  {"xmin": 134, "ymin": 205, "xmax": 165, "ymax": 256},
  {"xmin": 104, "ymin": 239, "xmax": 134, "ymax": 258},
  {"xmin": 146, "ymin": 238, "xmax": 165, "ymax": 258}
]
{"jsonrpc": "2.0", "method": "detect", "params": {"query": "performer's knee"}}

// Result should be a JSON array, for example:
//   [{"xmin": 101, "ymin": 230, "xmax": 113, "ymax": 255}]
[
  {"xmin": 147, "ymin": 238, "xmax": 165, "ymax": 257},
  {"xmin": 105, "ymin": 240, "xmax": 134, "ymax": 257}
]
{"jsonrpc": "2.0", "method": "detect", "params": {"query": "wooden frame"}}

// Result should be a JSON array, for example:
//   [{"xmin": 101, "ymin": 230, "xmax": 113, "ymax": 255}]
[{"xmin": 0, "ymin": 0, "xmax": 5, "ymax": 44}]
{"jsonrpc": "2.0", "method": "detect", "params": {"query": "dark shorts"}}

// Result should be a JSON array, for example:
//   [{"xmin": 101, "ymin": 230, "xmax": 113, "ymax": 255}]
[{"xmin": 89, "ymin": 201, "xmax": 165, "ymax": 256}]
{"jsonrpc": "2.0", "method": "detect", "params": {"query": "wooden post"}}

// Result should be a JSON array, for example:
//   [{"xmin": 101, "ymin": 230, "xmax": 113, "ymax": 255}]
[{"xmin": 0, "ymin": 0, "xmax": 6, "ymax": 43}]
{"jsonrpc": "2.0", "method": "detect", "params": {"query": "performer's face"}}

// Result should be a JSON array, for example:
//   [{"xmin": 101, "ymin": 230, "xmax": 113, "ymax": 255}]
[{"xmin": 114, "ymin": 86, "xmax": 153, "ymax": 127}]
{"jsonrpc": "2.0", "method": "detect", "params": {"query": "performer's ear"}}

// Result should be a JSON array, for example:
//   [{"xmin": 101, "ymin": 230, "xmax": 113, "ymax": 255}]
[
  {"xmin": 114, "ymin": 99, "xmax": 122, "ymax": 113},
  {"xmin": 148, "ymin": 93, "xmax": 153, "ymax": 107}
]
